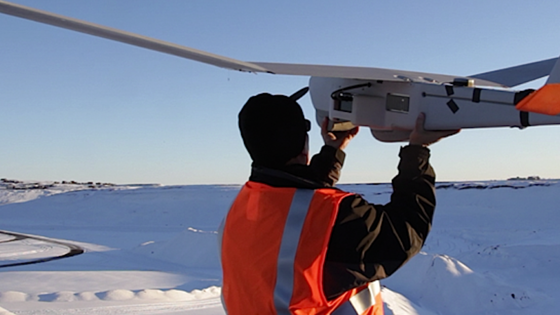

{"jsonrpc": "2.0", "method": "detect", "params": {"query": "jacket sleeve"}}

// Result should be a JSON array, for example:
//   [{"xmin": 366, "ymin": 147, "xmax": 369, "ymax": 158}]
[
  {"xmin": 308, "ymin": 145, "xmax": 346, "ymax": 187},
  {"xmin": 323, "ymin": 145, "xmax": 435, "ymax": 300}
]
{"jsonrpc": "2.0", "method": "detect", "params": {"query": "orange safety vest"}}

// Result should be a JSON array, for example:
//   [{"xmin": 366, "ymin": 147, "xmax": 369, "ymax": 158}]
[{"xmin": 220, "ymin": 181, "xmax": 383, "ymax": 315}]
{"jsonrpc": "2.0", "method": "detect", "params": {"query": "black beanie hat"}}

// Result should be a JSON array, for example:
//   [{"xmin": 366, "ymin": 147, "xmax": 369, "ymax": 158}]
[{"xmin": 238, "ymin": 93, "xmax": 310, "ymax": 167}]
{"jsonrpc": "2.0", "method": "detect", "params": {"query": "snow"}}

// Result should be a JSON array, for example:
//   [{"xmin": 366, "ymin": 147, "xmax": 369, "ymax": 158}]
[{"xmin": 1, "ymin": 179, "xmax": 559, "ymax": 314}]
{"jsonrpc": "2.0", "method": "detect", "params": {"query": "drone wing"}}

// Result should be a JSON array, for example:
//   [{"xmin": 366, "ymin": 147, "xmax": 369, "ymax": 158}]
[
  {"xmin": 0, "ymin": 0, "xmax": 542, "ymax": 88},
  {"xmin": 250, "ymin": 62, "xmax": 505, "ymax": 87},
  {"xmin": 0, "ymin": 0, "xmax": 269, "ymax": 73}
]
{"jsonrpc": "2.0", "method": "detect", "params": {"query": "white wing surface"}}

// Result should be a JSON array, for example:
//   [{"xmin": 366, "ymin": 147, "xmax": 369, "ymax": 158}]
[
  {"xmin": 251, "ymin": 62, "xmax": 503, "ymax": 87},
  {"xmin": 0, "ymin": 0, "xmax": 534, "ymax": 88},
  {"xmin": 0, "ymin": 0, "xmax": 269, "ymax": 73}
]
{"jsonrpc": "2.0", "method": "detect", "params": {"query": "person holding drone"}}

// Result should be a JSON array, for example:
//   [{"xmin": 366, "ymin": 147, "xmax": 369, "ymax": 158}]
[{"xmin": 219, "ymin": 92, "xmax": 458, "ymax": 315}]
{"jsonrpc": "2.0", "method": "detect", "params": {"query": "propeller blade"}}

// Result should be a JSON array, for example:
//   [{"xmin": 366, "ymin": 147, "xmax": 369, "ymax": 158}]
[
  {"xmin": 0, "ymin": 0, "xmax": 270, "ymax": 73},
  {"xmin": 289, "ymin": 87, "xmax": 309, "ymax": 101}
]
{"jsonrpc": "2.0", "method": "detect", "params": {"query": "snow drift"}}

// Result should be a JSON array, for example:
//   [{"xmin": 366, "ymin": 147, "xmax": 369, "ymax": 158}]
[{"xmin": 0, "ymin": 179, "xmax": 559, "ymax": 314}]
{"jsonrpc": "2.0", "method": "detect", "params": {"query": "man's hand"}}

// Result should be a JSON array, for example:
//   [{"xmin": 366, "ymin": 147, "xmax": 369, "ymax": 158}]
[
  {"xmin": 409, "ymin": 113, "xmax": 460, "ymax": 147},
  {"xmin": 321, "ymin": 118, "xmax": 359, "ymax": 151}
]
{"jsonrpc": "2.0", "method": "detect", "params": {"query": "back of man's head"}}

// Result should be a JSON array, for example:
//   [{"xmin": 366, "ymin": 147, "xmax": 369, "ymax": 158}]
[{"xmin": 238, "ymin": 93, "xmax": 309, "ymax": 168}]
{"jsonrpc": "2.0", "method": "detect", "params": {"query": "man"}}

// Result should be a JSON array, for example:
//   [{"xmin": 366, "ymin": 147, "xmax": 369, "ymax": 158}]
[{"xmin": 220, "ymin": 93, "xmax": 458, "ymax": 314}]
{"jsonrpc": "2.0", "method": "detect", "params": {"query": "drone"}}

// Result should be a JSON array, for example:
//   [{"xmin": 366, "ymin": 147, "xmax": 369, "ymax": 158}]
[{"xmin": 2, "ymin": 0, "xmax": 559, "ymax": 142}]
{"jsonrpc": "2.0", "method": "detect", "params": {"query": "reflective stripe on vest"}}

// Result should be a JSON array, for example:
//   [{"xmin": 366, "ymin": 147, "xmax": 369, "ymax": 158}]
[
  {"xmin": 273, "ymin": 188, "xmax": 380, "ymax": 315},
  {"xmin": 332, "ymin": 281, "xmax": 381, "ymax": 315},
  {"xmin": 273, "ymin": 189, "xmax": 315, "ymax": 314}
]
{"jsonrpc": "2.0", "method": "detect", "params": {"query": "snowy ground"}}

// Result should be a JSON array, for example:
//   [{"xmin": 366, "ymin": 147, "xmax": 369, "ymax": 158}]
[{"xmin": 0, "ymin": 178, "xmax": 559, "ymax": 314}]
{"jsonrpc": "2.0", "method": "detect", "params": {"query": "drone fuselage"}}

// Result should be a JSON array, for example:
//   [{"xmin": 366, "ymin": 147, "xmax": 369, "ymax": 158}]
[{"xmin": 309, "ymin": 77, "xmax": 560, "ymax": 142}]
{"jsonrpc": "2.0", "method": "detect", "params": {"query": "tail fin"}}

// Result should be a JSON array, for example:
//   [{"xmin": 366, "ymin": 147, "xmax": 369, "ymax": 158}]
[
  {"xmin": 471, "ymin": 57, "xmax": 557, "ymax": 87},
  {"xmin": 514, "ymin": 56, "xmax": 560, "ymax": 116},
  {"xmin": 515, "ymin": 83, "xmax": 560, "ymax": 115},
  {"xmin": 546, "ymin": 57, "xmax": 560, "ymax": 84}
]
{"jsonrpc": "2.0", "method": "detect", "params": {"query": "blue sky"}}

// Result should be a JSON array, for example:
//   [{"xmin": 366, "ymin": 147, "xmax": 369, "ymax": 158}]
[{"xmin": 1, "ymin": 0, "xmax": 560, "ymax": 185}]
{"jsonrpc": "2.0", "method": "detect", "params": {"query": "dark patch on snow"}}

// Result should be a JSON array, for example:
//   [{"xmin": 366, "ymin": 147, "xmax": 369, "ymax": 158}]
[
  {"xmin": 435, "ymin": 180, "xmax": 555, "ymax": 191},
  {"xmin": 1, "ymin": 179, "xmax": 116, "ymax": 191}
]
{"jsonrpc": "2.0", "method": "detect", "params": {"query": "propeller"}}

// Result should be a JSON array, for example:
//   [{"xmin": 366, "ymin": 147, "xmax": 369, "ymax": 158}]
[{"xmin": 289, "ymin": 87, "xmax": 309, "ymax": 101}]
